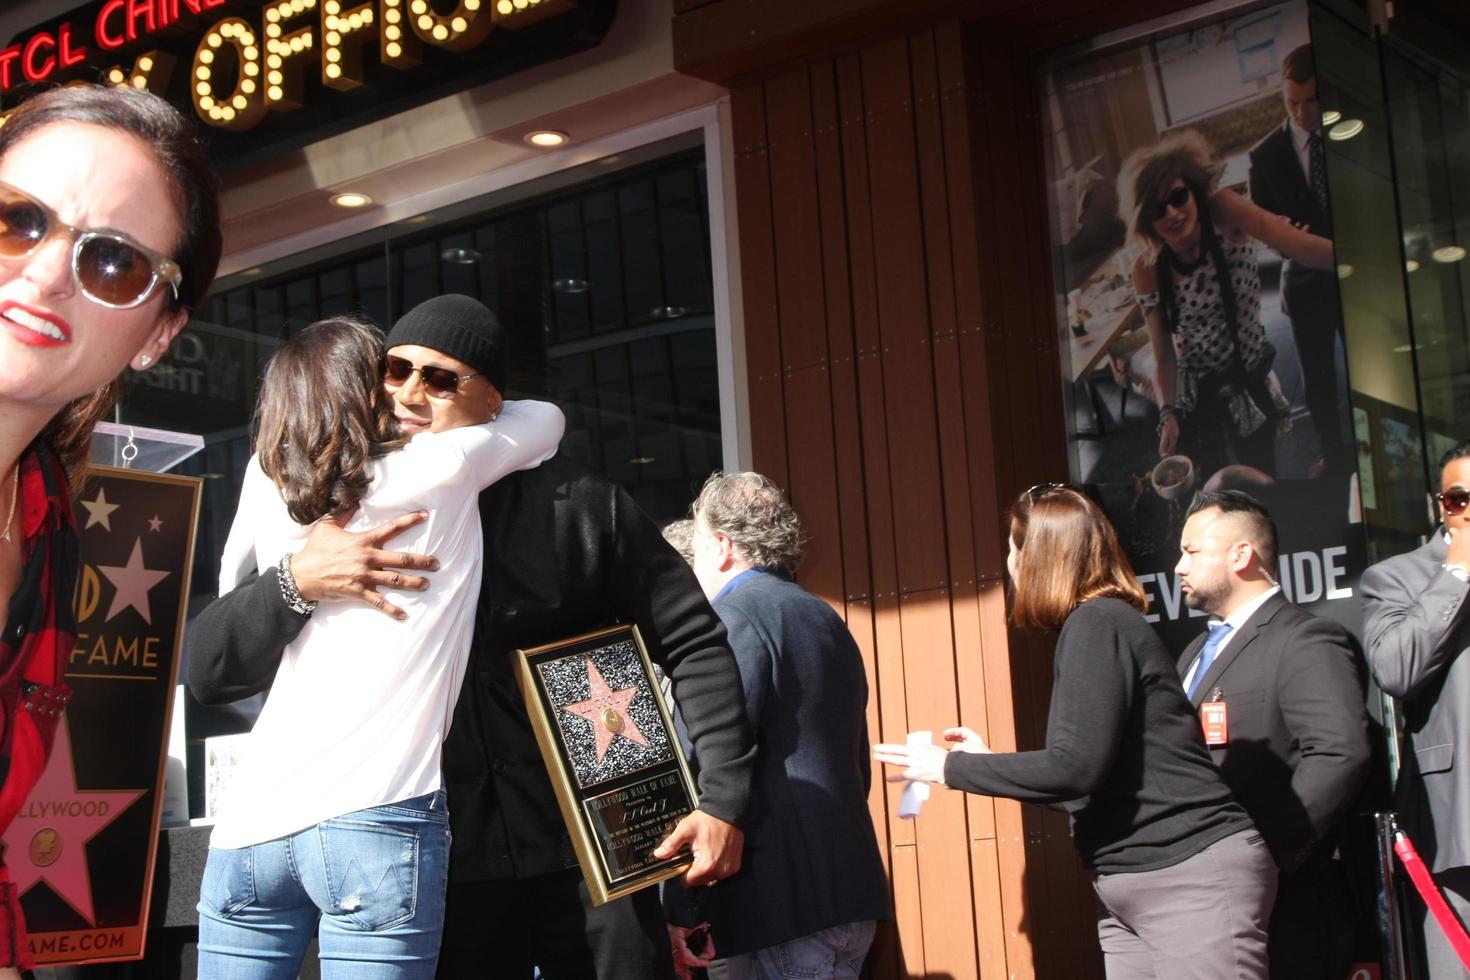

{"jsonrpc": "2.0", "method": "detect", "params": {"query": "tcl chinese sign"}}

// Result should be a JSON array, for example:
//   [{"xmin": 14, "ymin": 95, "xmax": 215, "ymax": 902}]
[{"xmin": 4, "ymin": 0, "xmax": 615, "ymax": 168}]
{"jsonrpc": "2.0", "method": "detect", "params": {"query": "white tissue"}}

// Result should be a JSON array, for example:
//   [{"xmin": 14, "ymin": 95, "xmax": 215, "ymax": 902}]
[{"xmin": 898, "ymin": 730, "xmax": 933, "ymax": 820}]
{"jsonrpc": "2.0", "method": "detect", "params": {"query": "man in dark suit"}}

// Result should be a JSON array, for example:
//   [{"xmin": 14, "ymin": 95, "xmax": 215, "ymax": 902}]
[
  {"xmin": 1362, "ymin": 442, "xmax": 1470, "ymax": 977},
  {"xmin": 1174, "ymin": 490, "xmax": 1370, "ymax": 979},
  {"xmin": 188, "ymin": 296, "xmax": 755, "ymax": 979},
  {"xmin": 675, "ymin": 472, "xmax": 890, "ymax": 979},
  {"xmin": 1248, "ymin": 43, "xmax": 1350, "ymax": 480}
]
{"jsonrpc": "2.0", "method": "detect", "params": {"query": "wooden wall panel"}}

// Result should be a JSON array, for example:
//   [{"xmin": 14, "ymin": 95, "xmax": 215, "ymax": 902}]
[
  {"xmin": 729, "ymin": 86, "xmax": 790, "ymax": 486},
  {"xmin": 722, "ymin": 15, "xmax": 1100, "ymax": 980},
  {"xmin": 859, "ymin": 39, "xmax": 949, "ymax": 597}
]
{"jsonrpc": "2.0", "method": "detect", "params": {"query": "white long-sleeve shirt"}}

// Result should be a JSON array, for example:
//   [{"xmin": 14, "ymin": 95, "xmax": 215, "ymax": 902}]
[{"xmin": 209, "ymin": 400, "xmax": 565, "ymax": 849}]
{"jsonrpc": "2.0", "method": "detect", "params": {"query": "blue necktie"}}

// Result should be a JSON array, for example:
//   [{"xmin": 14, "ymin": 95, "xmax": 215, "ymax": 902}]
[{"xmin": 1186, "ymin": 623, "xmax": 1233, "ymax": 700}]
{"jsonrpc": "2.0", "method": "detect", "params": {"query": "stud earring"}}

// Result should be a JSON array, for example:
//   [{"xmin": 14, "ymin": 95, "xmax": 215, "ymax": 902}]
[{"xmin": 140, "ymin": 355, "xmax": 151, "ymax": 367}]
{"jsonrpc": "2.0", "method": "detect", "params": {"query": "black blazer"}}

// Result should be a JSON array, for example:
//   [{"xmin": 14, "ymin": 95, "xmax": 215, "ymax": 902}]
[
  {"xmin": 696, "ymin": 571, "xmax": 890, "ymax": 956},
  {"xmin": 187, "ymin": 455, "xmax": 757, "ymax": 883},
  {"xmin": 1248, "ymin": 122, "xmax": 1338, "ymax": 318},
  {"xmin": 1177, "ymin": 592, "xmax": 1370, "ymax": 872}
]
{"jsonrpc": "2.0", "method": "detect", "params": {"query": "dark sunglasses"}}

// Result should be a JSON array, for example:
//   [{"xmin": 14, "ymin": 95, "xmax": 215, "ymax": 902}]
[
  {"xmin": 1437, "ymin": 488, "xmax": 1470, "ymax": 516},
  {"xmin": 1026, "ymin": 482, "xmax": 1072, "ymax": 497},
  {"xmin": 0, "ymin": 179, "xmax": 181, "ymax": 309},
  {"xmin": 382, "ymin": 354, "xmax": 482, "ymax": 397},
  {"xmin": 1148, "ymin": 185, "xmax": 1193, "ymax": 221}
]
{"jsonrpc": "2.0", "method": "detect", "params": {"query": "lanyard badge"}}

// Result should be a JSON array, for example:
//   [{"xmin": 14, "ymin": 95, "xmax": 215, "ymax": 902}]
[{"xmin": 1200, "ymin": 688, "xmax": 1228, "ymax": 746}]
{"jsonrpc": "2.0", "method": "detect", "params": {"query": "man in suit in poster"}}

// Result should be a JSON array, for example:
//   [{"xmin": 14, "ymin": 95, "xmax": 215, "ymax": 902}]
[
  {"xmin": 1174, "ymin": 490, "xmax": 1370, "ymax": 979},
  {"xmin": 1249, "ymin": 42, "xmax": 1350, "ymax": 480}
]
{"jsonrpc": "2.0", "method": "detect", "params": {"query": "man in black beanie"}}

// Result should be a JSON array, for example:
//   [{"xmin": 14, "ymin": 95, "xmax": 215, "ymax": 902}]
[{"xmin": 188, "ymin": 295, "xmax": 756, "ymax": 979}]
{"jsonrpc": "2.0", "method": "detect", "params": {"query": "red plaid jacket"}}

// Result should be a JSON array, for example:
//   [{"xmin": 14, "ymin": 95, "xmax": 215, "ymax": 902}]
[{"xmin": 0, "ymin": 442, "xmax": 77, "ymax": 969}]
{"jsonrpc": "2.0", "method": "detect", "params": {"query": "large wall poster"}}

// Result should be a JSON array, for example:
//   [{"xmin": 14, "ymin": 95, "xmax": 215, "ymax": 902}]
[{"xmin": 1044, "ymin": 0, "xmax": 1364, "ymax": 649}]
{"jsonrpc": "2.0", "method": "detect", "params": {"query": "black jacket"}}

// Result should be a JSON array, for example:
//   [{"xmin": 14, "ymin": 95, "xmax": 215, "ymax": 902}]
[
  {"xmin": 1177, "ymin": 592, "xmax": 1370, "ymax": 873},
  {"xmin": 187, "ymin": 455, "xmax": 756, "ymax": 882},
  {"xmin": 697, "ymin": 571, "xmax": 890, "ymax": 955},
  {"xmin": 1248, "ymin": 121, "xmax": 1337, "ymax": 319}
]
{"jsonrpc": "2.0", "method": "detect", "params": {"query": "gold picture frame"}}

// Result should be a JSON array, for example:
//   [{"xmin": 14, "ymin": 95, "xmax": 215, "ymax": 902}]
[{"xmin": 516, "ymin": 624, "xmax": 698, "ymax": 905}]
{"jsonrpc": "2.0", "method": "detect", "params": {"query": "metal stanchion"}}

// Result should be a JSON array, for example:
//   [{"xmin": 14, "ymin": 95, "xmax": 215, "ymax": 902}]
[{"xmin": 1375, "ymin": 812, "xmax": 1409, "ymax": 980}]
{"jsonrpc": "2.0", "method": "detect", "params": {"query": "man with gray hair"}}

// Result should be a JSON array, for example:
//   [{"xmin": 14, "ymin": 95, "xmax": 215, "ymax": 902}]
[{"xmin": 679, "ymin": 471, "xmax": 890, "ymax": 979}]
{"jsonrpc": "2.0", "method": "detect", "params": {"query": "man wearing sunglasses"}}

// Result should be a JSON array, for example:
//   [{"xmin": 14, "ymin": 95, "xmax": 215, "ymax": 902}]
[
  {"xmin": 1362, "ymin": 443, "xmax": 1470, "ymax": 978},
  {"xmin": 188, "ymin": 295, "xmax": 755, "ymax": 979}
]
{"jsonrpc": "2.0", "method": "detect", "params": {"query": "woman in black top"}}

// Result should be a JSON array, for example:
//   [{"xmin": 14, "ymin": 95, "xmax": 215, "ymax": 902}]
[{"xmin": 875, "ymin": 485, "xmax": 1276, "ymax": 979}]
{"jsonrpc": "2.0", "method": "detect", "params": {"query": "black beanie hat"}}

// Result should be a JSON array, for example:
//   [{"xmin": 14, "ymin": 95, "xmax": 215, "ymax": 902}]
[{"xmin": 386, "ymin": 294, "xmax": 508, "ymax": 392}]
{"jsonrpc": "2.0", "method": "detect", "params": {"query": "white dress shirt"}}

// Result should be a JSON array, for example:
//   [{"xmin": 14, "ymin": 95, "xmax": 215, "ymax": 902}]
[
  {"xmin": 210, "ymin": 400, "xmax": 564, "ymax": 849},
  {"xmin": 1182, "ymin": 585, "xmax": 1282, "ymax": 694}
]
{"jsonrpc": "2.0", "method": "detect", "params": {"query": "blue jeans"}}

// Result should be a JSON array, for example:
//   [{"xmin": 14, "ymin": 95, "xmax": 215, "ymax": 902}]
[
  {"xmin": 197, "ymin": 790, "xmax": 450, "ymax": 980},
  {"xmin": 722, "ymin": 920, "xmax": 877, "ymax": 980}
]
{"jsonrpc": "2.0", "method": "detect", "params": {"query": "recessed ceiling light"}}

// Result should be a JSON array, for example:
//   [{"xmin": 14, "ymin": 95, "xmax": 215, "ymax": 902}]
[
  {"xmin": 1433, "ymin": 245, "xmax": 1467, "ymax": 264},
  {"xmin": 1337, "ymin": 264, "xmax": 1354, "ymax": 279},
  {"xmin": 649, "ymin": 305, "xmax": 687, "ymax": 320},
  {"xmin": 1406, "ymin": 259, "xmax": 1421, "ymax": 273},
  {"xmin": 553, "ymin": 278, "xmax": 589, "ymax": 294},
  {"xmin": 1328, "ymin": 119, "xmax": 1365, "ymax": 141},
  {"xmin": 330, "ymin": 191, "xmax": 372, "ymax": 208},
  {"xmin": 1392, "ymin": 343, "xmax": 1420, "ymax": 353},
  {"xmin": 441, "ymin": 247, "xmax": 480, "ymax": 265},
  {"xmin": 1321, "ymin": 109, "xmax": 1342, "ymax": 126},
  {"xmin": 405, "ymin": 214, "xmax": 434, "ymax": 224},
  {"xmin": 241, "ymin": 266, "xmax": 262, "ymax": 277},
  {"xmin": 525, "ymin": 130, "xmax": 568, "ymax": 148}
]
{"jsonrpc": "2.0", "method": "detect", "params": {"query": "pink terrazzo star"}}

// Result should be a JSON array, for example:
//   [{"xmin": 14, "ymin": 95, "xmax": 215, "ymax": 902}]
[
  {"xmin": 3, "ymin": 721, "xmax": 145, "ymax": 925},
  {"xmin": 560, "ymin": 656, "xmax": 650, "ymax": 764}
]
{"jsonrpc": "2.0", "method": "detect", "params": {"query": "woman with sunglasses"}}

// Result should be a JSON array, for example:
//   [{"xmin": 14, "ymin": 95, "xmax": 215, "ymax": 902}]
[
  {"xmin": 875, "ymin": 485, "xmax": 1276, "ymax": 979},
  {"xmin": 1116, "ymin": 129, "xmax": 1334, "ymax": 482},
  {"xmin": 198, "ymin": 313, "xmax": 563, "ymax": 979},
  {"xmin": 0, "ymin": 86, "xmax": 220, "ymax": 977}
]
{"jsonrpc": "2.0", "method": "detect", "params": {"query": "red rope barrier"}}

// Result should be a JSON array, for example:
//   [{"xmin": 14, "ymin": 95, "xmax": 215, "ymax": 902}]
[{"xmin": 1394, "ymin": 830, "xmax": 1470, "ymax": 970}]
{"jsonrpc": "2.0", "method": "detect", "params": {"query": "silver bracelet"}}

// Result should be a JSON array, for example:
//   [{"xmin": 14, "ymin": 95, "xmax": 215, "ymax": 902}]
[{"xmin": 277, "ymin": 552, "xmax": 318, "ymax": 617}]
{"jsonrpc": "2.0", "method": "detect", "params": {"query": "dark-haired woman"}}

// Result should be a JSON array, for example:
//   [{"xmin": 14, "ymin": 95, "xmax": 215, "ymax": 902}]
[
  {"xmin": 0, "ymin": 85, "xmax": 220, "ymax": 977},
  {"xmin": 197, "ymin": 318, "xmax": 563, "ymax": 978},
  {"xmin": 1117, "ymin": 129, "xmax": 1334, "ymax": 479},
  {"xmin": 875, "ymin": 486, "xmax": 1276, "ymax": 979}
]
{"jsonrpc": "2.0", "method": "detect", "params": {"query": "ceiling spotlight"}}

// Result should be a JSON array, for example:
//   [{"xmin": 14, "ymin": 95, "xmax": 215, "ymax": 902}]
[
  {"xmin": 1328, "ymin": 119, "xmax": 1365, "ymax": 141},
  {"xmin": 552, "ymin": 277, "xmax": 589, "ymax": 294},
  {"xmin": 1406, "ymin": 259, "xmax": 1421, "ymax": 273},
  {"xmin": 649, "ymin": 305, "xmax": 687, "ymax": 320},
  {"xmin": 1433, "ymin": 245, "xmax": 1467, "ymax": 264},
  {"xmin": 1321, "ymin": 109, "xmax": 1342, "ymax": 126},
  {"xmin": 330, "ymin": 191, "xmax": 372, "ymax": 208},
  {"xmin": 525, "ymin": 130, "xmax": 568, "ymax": 148},
  {"xmin": 441, "ymin": 247, "xmax": 480, "ymax": 264}
]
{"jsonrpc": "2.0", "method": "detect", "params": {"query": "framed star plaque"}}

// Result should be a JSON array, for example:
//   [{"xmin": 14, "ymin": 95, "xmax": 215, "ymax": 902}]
[
  {"xmin": 2, "ymin": 465, "xmax": 200, "ymax": 965},
  {"xmin": 516, "ymin": 624, "xmax": 699, "ymax": 905}
]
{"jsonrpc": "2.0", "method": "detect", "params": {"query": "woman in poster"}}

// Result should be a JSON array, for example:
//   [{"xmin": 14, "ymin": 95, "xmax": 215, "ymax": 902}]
[
  {"xmin": 873, "ymin": 484, "xmax": 1274, "ymax": 979},
  {"xmin": 0, "ymin": 85, "xmax": 221, "ymax": 976},
  {"xmin": 1118, "ymin": 129, "xmax": 1335, "ymax": 480}
]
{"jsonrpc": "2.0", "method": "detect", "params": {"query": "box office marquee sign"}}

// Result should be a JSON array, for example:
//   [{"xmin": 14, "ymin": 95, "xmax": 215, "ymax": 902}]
[
  {"xmin": 0, "ymin": 466, "xmax": 200, "ymax": 966},
  {"xmin": 2, "ymin": 0, "xmax": 616, "ymax": 168}
]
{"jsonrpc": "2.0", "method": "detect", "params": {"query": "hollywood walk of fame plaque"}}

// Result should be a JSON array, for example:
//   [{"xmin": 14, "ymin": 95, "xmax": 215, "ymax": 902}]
[
  {"xmin": 516, "ymin": 624, "xmax": 699, "ymax": 905},
  {"xmin": 1, "ymin": 466, "xmax": 200, "ymax": 965}
]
